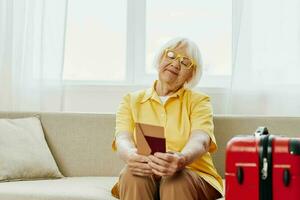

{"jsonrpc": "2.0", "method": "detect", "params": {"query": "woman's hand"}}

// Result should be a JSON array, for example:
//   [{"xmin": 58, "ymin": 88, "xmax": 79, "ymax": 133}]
[
  {"xmin": 148, "ymin": 152, "xmax": 186, "ymax": 177},
  {"xmin": 126, "ymin": 152, "xmax": 153, "ymax": 177},
  {"xmin": 115, "ymin": 132, "xmax": 153, "ymax": 177}
]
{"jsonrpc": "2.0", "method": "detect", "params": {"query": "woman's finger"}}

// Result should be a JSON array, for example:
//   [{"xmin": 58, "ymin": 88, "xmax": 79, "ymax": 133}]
[
  {"xmin": 154, "ymin": 152, "xmax": 174, "ymax": 162},
  {"xmin": 129, "ymin": 165, "xmax": 152, "ymax": 172},
  {"xmin": 133, "ymin": 154, "xmax": 151, "ymax": 163},
  {"xmin": 130, "ymin": 168, "xmax": 153, "ymax": 176},
  {"xmin": 152, "ymin": 168, "xmax": 166, "ymax": 177},
  {"xmin": 149, "ymin": 160, "xmax": 168, "ymax": 173},
  {"xmin": 149, "ymin": 155, "xmax": 169, "ymax": 167},
  {"xmin": 129, "ymin": 162, "xmax": 152, "ymax": 170}
]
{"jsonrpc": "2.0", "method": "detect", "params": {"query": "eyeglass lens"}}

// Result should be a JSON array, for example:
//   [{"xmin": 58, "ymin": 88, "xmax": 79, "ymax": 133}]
[{"xmin": 166, "ymin": 50, "xmax": 192, "ymax": 67}]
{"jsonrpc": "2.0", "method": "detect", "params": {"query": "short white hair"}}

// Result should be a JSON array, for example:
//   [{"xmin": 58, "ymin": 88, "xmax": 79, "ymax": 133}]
[{"xmin": 153, "ymin": 37, "xmax": 203, "ymax": 89}]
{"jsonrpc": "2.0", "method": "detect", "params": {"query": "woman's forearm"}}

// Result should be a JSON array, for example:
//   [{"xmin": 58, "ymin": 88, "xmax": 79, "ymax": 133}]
[
  {"xmin": 180, "ymin": 130, "xmax": 210, "ymax": 166},
  {"xmin": 115, "ymin": 131, "xmax": 137, "ymax": 163}
]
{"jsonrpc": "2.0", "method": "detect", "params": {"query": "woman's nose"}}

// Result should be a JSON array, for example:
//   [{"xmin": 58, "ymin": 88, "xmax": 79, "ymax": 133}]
[{"xmin": 171, "ymin": 58, "xmax": 181, "ymax": 69}]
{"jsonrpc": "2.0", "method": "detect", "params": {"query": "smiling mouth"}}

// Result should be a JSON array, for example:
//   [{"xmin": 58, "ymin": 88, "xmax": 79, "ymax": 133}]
[{"xmin": 166, "ymin": 69, "xmax": 179, "ymax": 76}]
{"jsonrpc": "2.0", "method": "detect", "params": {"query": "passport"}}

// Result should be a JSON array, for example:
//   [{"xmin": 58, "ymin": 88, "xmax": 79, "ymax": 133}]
[{"xmin": 135, "ymin": 122, "xmax": 166, "ymax": 155}]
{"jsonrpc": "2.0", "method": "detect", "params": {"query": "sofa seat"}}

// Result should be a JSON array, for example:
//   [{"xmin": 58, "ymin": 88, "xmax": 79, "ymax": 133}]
[
  {"xmin": 0, "ymin": 177, "xmax": 225, "ymax": 200},
  {"xmin": 0, "ymin": 177, "xmax": 119, "ymax": 200}
]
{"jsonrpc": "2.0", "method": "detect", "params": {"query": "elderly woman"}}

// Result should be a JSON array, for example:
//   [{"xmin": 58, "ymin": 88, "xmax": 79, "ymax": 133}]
[{"xmin": 111, "ymin": 38, "xmax": 223, "ymax": 200}]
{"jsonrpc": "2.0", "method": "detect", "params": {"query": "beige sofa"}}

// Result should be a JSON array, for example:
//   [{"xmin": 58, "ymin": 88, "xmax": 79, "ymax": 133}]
[{"xmin": 0, "ymin": 112, "xmax": 299, "ymax": 200}]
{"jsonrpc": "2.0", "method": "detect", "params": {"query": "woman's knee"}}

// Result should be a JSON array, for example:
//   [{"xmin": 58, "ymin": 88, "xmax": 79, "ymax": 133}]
[
  {"xmin": 160, "ymin": 169, "xmax": 221, "ymax": 200},
  {"xmin": 119, "ymin": 167, "xmax": 158, "ymax": 200},
  {"xmin": 119, "ymin": 167, "xmax": 155, "ymax": 188},
  {"xmin": 159, "ymin": 170, "xmax": 198, "ymax": 200},
  {"xmin": 160, "ymin": 169, "xmax": 192, "ymax": 189}
]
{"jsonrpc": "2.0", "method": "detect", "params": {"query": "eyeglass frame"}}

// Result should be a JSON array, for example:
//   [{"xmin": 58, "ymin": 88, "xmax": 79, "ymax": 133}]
[{"xmin": 163, "ymin": 48, "xmax": 195, "ymax": 69}]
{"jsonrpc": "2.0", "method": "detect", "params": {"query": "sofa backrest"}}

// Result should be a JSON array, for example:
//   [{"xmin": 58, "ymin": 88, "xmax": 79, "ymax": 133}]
[
  {"xmin": 0, "ymin": 112, "xmax": 123, "ymax": 177},
  {"xmin": 0, "ymin": 112, "xmax": 300, "ymax": 178}
]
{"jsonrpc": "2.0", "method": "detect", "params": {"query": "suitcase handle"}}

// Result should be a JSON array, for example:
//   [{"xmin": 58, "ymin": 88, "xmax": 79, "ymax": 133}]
[
  {"xmin": 255, "ymin": 127, "xmax": 269, "ymax": 136},
  {"xmin": 283, "ymin": 168, "xmax": 291, "ymax": 186},
  {"xmin": 236, "ymin": 166, "xmax": 244, "ymax": 184}
]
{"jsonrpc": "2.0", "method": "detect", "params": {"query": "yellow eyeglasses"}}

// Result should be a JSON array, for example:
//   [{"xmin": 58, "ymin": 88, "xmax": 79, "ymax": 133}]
[{"xmin": 164, "ymin": 48, "xmax": 194, "ymax": 69}]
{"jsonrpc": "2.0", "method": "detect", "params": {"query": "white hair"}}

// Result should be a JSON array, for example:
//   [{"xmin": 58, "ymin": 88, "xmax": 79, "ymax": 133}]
[{"xmin": 153, "ymin": 37, "xmax": 203, "ymax": 89}]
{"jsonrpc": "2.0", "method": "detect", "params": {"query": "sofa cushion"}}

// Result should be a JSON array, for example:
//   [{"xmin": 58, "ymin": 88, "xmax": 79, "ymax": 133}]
[
  {"xmin": 0, "ymin": 117, "xmax": 63, "ymax": 181},
  {"xmin": 0, "ymin": 177, "xmax": 119, "ymax": 200},
  {"xmin": 0, "ymin": 177, "xmax": 225, "ymax": 200}
]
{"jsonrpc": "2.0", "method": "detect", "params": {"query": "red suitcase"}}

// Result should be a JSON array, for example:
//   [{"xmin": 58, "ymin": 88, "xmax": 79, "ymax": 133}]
[{"xmin": 225, "ymin": 127, "xmax": 300, "ymax": 200}]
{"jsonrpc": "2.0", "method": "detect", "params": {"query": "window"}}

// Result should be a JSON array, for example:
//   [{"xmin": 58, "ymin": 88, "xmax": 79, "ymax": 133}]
[
  {"xmin": 63, "ymin": 0, "xmax": 127, "ymax": 82},
  {"xmin": 63, "ymin": 0, "xmax": 232, "ymax": 87},
  {"xmin": 144, "ymin": 0, "xmax": 232, "ymax": 87}
]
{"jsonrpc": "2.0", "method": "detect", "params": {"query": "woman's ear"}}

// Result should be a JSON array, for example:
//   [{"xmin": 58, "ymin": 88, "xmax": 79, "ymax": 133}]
[{"xmin": 186, "ymin": 68, "xmax": 195, "ymax": 83}]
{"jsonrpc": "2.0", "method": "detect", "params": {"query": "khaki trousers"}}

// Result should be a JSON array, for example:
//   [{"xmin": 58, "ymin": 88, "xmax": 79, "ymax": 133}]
[{"xmin": 118, "ymin": 167, "xmax": 222, "ymax": 200}]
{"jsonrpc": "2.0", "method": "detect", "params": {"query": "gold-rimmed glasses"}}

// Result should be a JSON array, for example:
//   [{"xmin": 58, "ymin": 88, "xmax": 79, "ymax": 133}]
[{"xmin": 163, "ymin": 48, "xmax": 194, "ymax": 69}]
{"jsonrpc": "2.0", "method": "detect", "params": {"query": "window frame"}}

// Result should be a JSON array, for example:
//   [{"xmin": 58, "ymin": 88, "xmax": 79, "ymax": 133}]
[{"xmin": 62, "ymin": 0, "xmax": 232, "ymax": 89}]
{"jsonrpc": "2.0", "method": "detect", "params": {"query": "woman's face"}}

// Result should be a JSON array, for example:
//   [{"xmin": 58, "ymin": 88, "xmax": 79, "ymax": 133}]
[{"xmin": 158, "ymin": 43, "xmax": 194, "ymax": 88}]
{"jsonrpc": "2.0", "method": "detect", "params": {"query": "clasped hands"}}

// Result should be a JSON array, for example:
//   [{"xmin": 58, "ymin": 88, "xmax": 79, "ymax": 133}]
[{"xmin": 127, "ymin": 151, "xmax": 186, "ymax": 177}]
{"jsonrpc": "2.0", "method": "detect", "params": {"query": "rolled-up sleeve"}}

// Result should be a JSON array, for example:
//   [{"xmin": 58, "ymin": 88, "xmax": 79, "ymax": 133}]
[
  {"xmin": 112, "ymin": 94, "xmax": 135, "ymax": 151},
  {"xmin": 190, "ymin": 95, "xmax": 217, "ymax": 153}
]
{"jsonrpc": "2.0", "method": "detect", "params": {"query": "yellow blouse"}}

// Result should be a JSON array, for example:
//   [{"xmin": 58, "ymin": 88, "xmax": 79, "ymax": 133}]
[{"xmin": 112, "ymin": 81, "xmax": 223, "ymax": 195}]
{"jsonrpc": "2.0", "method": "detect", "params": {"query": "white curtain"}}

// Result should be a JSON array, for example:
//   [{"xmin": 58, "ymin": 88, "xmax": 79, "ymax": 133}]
[
  {"xmin": 0, "ymin": 0, "xmax": 67, "ymax": 111},
  {"xmin": 229, "ymin": 0, "xmax": 300, "ymax": 115}
]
